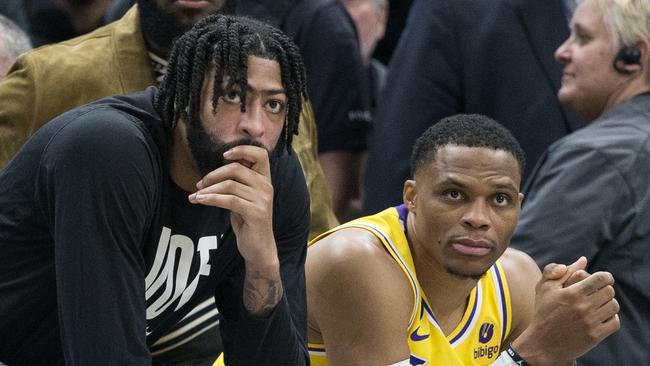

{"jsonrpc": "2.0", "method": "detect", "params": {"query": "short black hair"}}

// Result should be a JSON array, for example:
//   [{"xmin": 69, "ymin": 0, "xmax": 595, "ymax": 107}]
[
  {"xmin": 155, "ymin": 14, "xmax": 307, "ymax": 155},
  {"xmin": 410, "ymin": 114, "xmax": 526, "ymax": 177}
]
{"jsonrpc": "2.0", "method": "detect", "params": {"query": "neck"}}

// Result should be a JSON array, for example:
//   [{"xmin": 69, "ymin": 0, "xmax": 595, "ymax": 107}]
[
  {"xmin": 603, "ymin": 76, "xmax": 650, "ymax": 115},
  {"xmin": 170, "ymin": 122, "xmax": 202, "ymax": 193},
  {"xmin": 406, "ymin": 213, "xmax": 478, "ymax": 334},
  {"xmin": 143, "ymin": 33, "xmax": 171, "ymax": 59}
]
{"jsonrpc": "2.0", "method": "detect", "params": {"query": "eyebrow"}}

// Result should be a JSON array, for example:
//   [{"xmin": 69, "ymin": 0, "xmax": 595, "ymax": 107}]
[
  {"xmin": 441, "ymin": 177, "xmax": 469, "ymax": 188},
  {"xmin": 493, "ymin": 182, "xmax": 518, "ymax": 192},
  {"xmin": 243, "ymin": 85, "xmax": 287, "ymax": 98},
  {"xmin": 441, "ymin": 177, "xmax": 517, "ymax": 192},
  {"xmin": 256, "ymin": 88, "xmax": 287, "ymax": 97},
  {"xmin": 572, "ymin": 23, "xmax": 591, "ymax": 34},
  {"xmin": 221, "ymin": 81, "xmax": 286, "ymax": 97}
]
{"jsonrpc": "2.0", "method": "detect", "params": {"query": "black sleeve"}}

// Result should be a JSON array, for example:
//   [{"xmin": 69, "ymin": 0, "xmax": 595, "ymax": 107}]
[
  {"xmin": 35, "ymin": 108, "xmax": 160, "ymax": 365},
  {"xmin": 363, "ymin": 0, "xmax": 462, "ymax": 213},
  {"xmin": 217, "ymin": 152, "xmax": 310, "ymax": 366},
  {"xmin": 289, "ymin": 2, "xmax": 371, "ymax": 153}
]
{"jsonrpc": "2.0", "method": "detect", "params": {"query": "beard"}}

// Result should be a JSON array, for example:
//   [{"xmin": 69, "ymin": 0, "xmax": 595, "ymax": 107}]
[
  {"xmin": 136, "ymin": 0, "xmax": 235, "ymax": 53},
  {"xmin": 185, "ymin": 118, "xmax": 275, "ymax": 177},
  {"xmin": 445, "ymin": 266, "xmax": 488, "ymax": 281},
  {"xmin": 136, "ymin": 0, "xmax": 190, "ymax": 53}
]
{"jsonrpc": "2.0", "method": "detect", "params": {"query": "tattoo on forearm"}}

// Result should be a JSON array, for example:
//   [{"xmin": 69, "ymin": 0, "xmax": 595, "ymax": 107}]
[{"xmin": 243, "ymin": 268, "xmax": 283, "ymax": 316}]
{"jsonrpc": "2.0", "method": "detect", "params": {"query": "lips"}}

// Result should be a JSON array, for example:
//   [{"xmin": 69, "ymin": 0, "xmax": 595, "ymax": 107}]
[
  {"xmin": 561, "ymin": 71, "xmax": 575, "ymax": 83},
  {"xmin": 174, "ymin": 0, "xmax": 211, "ymax": 10},
  {"xmin": 450, "ymin": 238, "xmax": 493, "ymax": 257}
]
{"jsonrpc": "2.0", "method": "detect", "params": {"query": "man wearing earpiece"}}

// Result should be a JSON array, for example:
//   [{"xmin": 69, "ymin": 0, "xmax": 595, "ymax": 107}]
[{"xmin": 510, "ymin": 0, "xmax": 650, "ymax": 364}]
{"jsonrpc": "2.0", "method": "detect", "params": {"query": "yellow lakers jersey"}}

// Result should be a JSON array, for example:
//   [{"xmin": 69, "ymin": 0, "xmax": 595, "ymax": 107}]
[{"xmin": 308, "ymin": 205, "xmax": 513, "ymax": 366}]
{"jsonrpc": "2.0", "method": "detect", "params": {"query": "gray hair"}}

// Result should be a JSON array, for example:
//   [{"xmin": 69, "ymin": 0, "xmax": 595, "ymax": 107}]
[
  {"xmin": 0, "ymin": 14, "xmax": 31, "ymax": 60},
  {"xmin": 585, "ymin": 0, "xmax": 650, "ymax": 48}
]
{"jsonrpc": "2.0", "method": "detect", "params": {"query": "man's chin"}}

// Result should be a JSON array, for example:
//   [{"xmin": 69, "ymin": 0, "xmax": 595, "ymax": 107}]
[{"xmin": 446, "ymin": 266, "xmax": 488, "ymax": 281}]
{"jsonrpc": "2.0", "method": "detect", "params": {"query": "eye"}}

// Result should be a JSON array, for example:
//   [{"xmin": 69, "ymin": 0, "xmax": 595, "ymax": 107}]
[
  {"xmin": 575, "ymin": 31, "xmax": 591, "ymax": 45},
  {"xmin": 265, "ymin": 99, "xmax": 286, "ymax": 114},
  {"xmin": 494, "ymin": 194, "xmax": 511, "ymax": 206},
  {"xmin": 445, "ymin": 190, "xmax": 464, "ymax": 201},
  {"xmin": 223, "ymin": 91, "xmax": 241, "ymax": 104}
]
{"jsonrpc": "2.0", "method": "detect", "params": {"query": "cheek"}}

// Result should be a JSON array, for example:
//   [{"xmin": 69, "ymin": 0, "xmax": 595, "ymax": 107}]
[
  {"xmin": 493, "ymin": 213, "xmax": 519, "ymax": 241},
  {"xmin": 580, "ymin": 48, "xmax": 613, "ymax": 75},
  {"xmin": 201, "ymin": 107, "xmax": 237, "ymax": 137},
  {"xmin": 416, "ymin": 208, "xmax": 454, "ymax": 241},
  {"xmin": 261, "ymin": 119, "xmax": 286, "ymax": 148}
]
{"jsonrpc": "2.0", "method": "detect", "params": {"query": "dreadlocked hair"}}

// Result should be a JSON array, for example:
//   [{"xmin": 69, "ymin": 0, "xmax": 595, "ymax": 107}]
[{"xmin": 155, "ymin": 14, "xmax": 307, "ymax": 155}]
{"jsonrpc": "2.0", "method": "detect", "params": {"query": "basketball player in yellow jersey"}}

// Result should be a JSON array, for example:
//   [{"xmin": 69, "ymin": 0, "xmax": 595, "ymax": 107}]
[{"xmin": 306, "ymin": 114, "xmax": 620, "ymax": 366}]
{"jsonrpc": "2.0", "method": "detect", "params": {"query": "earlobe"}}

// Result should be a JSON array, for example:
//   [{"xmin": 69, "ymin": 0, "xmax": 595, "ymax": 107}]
[{"xmin": 403, "ymin": 180, "xmax": 417, "ymax": 212}]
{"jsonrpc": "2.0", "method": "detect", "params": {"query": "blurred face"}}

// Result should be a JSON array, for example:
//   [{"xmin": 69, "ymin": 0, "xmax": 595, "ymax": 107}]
[
  {"xmin": 186, "ymin": 56, "xmax": 288, "ymax": 175},
  {"xmin": 0, "ymin": 43, "xmax": 10, "ymax": 81},
  {"xmin": 137, "ymin": 0, "xmax": 228, "ymax": 53},
  {"xmin": 404, "ymin": 145, "xmax": 523, "ymax": 279},
  {"xmin": 147, "ymin": 0, "xmax": 226, "ymax": 27},
  {"xmin": 554, "ymin": 0, "xmax": 624, "ymax": 121},
  {"xmin": 342, "ymin": 0, "xmax": 387, "ymax": 62}
]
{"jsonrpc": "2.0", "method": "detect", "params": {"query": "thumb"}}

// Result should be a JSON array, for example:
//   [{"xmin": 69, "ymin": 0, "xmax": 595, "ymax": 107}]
[
  {"xmin": 542, "ymin": 262, "xmax": 568, "ymax": 281},
  {"xmin": 565, "ymin": 256, "xmax": 588, "ymax": 274},
  {"xmin": 541, "ymin": 256, "xmax": 588, "ymax": 284}
]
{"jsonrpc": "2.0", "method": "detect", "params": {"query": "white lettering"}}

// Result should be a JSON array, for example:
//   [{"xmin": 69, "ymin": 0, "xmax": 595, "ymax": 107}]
[{"xmin": 145, "ymin": 227, "xmax": 220, "ymax": 320}]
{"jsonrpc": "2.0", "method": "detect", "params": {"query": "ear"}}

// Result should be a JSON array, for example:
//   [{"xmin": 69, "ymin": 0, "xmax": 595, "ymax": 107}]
[
  {"xmin": 403, "ymin": 180, "xmax": 417, "ymax": 212},
  {"xmin": 376, "ymin": 3, "xmax": 389, "ymax": 39},
  {"xmin": 517, "ymin": 192, "xmax": 525, "ymax": 209},
  {"xmin": 638, "ymin": 39, "xmax": 650, "ymax": 76}
]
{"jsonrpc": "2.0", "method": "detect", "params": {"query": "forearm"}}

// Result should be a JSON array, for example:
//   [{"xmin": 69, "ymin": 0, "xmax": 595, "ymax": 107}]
[
  {"xmin": 243, "ymin": 258, "xmax": 283, "ymax": 316},
  {"xmin": 223, "ymin": 291, "xmax": 308, "ymax": 366}
]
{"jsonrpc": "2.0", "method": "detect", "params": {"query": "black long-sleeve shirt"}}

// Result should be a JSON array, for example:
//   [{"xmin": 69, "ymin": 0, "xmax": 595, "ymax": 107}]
[{"xmin": 0, "ymin": 87, "xmax": 310, "ymax": 366}]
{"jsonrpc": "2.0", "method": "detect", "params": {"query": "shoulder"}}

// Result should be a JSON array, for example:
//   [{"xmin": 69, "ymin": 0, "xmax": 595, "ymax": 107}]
[
  {"xmin": 307, "ymin": 227, "xmax": 413, "ymax": 346},
  {"xmin": 532, "ymin": 120, "xmax": 638, "ymax": 193},
  {"xmin": 6, "ymin": 8, "xmax": 140, "ymax": 85},
  {"xmin": 308, "ymin": 227, "xmax": 397, "ymax": 278},
  {"xmin": 307, "ymin": 227, "xmax": 412, "ymax": 314},
  {"xmin": 500, "ymin": 248, "xmax": 541, "ymax": 341},
  {"xmin": 307, "ymin": 227, "xmax": 413, "ymax": 306},
  {"xmin": 20, "ymin": 24, "xmax": 114, "ymax": 67},
  {"xmin": 42, "ymin": 104, "xmax": 159, "ymax": 171},
  {"xmin": 500, "ymin": 247, "xmax": 541, "ymax": 293},
  {"xmin": 286, "ymin": 0, "xmax": 356, "ymax": 41}
]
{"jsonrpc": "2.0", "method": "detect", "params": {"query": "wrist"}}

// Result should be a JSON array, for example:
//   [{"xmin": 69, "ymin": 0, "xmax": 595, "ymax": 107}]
[
  {"xmin": 510, "ymin": 338, "xmax": 574, "ymax": 366},
  {"xmin": 506, "ymin": 343, "xmax": 531, "ymax": 366},
  {"xmin": 244, "ymin": 255, "xmax": 280, "ymax": 276},
  {"xmin": 510, "ymin": 337, "xmax": 550, "ymax": 366}
]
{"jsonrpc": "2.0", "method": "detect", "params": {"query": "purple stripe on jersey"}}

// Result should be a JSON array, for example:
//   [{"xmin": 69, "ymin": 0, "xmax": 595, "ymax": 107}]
[
  {"xmin": 421, "ymin": 299, "xmax": 440, "ymax": 328},
  {"xmin": 396, "ymin": 203, "xmax": 409, "ymax": 223},
  {"xmin": 493, "ymin": 263, "xmax": 508, "ymax": 345},
  {"xmin": 449, "ymin": 285, "xmax": 479, "ymax": 344}
]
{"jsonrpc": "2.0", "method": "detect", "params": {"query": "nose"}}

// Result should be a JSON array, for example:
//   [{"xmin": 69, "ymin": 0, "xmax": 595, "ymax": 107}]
[
  {"xmin": 461, "ymin": 199, "xmax": 491, "ymax": 230},
  {"xmin": 238, "ymin": 99, "xmax": 264, "ymax": 139},
  {"xmin": 555, "ymin": 38, "xmax": 571, "ymax": 65}
]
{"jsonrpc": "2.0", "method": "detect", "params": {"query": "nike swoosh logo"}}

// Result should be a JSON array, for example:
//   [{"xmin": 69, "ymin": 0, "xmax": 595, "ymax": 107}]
[{"xmin": 410, "ymin": 326, "xmax": 429, "ymax": 341}]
